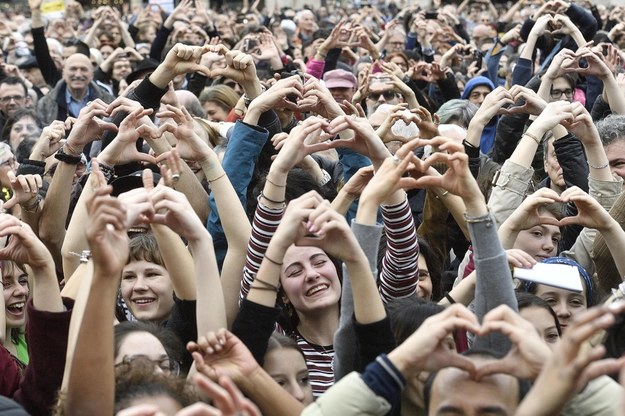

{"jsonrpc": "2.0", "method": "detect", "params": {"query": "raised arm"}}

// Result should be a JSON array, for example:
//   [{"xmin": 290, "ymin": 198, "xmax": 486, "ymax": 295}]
[
  {"xmin": 63, "ymin": 165, "xmax": 128, "ymax": 415},
  {"xmin": 409, "ymin": 136, "xmax": 516, "ymax": 352},
  {"xmin": 45, "ymin": 104, "xmax": 117, "ymax": 277},
  {"xmin": 149, "ymin": 183, "xmax": 225, "ymax": 339}
]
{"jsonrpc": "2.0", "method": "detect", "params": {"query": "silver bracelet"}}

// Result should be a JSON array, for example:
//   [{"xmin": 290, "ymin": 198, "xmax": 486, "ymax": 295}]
[{"xmin": 588, "ymin": 160, "xmax": 609, "ymax": 169}]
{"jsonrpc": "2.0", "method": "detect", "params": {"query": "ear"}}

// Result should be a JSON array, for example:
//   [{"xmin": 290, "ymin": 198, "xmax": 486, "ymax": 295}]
[{"xmin": 281, "ymin": 293, "xmax": 290, "ymax": 305}]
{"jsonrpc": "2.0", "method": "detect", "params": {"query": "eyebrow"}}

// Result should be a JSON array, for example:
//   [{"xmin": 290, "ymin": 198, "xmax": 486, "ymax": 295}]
[{"xmin": 285, "ymin": 253, "xmax": 327, "ymax": 271}]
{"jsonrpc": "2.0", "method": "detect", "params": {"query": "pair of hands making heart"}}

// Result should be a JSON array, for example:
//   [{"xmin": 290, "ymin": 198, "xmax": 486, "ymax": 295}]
[
  {"xmin": 503, "ymin": 186, "xmax": 614, "ymax": 233},
  {"xmin": 389, "ymin": 302, "xmax": 625, "ymax": 390}
]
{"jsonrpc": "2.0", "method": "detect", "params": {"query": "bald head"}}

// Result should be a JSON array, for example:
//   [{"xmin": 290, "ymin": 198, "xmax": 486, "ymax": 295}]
[{"xmin": 63, "ymin": 53, "xmax": 93, "ymax": 99}]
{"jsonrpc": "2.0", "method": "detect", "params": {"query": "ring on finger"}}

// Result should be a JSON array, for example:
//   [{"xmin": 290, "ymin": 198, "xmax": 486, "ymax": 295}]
[{"xmin": 171, "ymin": 173, "xmax": 181, "ymax": 183}]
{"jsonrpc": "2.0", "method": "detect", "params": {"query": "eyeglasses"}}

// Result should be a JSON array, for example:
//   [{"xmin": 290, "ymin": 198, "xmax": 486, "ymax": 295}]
[
  {"xmin": 369, "ymin": 91, "xmax": 398, "ymax": 101},
  {"xmin": 116, "ymin": 355, "xmax": 181, "ymax": 375},
  {"xmin": 0, "ymin": 95, "xmax": 24, "ymax": 103},
  {"xmin": 550, "ymin": 88, "xmax": 574, "ymax": 99}
]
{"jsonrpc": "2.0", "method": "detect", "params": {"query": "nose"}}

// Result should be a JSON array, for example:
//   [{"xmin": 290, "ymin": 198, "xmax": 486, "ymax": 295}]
[
  {"xmin": 556, "ymin": 303, "xmax": 571, "ymax": 321},
  {"xmin": 290, "ymin": 382, "xmax": 306, "ymax": 403},
  {"xmin": 378, "ymin": 94, "xmax": 386, "ymax": 103},
  {"xmin": 304, "ymin": 265, "xmax": 320, "ymax": 281},
  {"xmin": 133, "ymin": 275, "xmax": 149, "ymax": 292},
  {"xmin": 542, "ymin": 237, "xmax": 556, "ymax": 254},
  {"xmin": 14, "ymin": 283, "xmax": 29, "ymax": 297}
]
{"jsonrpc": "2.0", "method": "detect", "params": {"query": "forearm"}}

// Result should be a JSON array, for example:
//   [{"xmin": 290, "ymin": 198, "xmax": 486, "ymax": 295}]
[
  {"xmin": 345, "ymin": 253, "xmax": 386, "ymax": 325},
  {"xmin": 201, "ymin": 160, "xmax": 251, "ymax": 327},
  {"xmin": 379, "ymin": 197, "xmax": 419, "ymax": 302},
  {"xmin": 61, "ymin": 173, "xmax": 97, "ymax": 278},
  {"xmin": 30, "ymin": 8, "xmax": 43, "ymax": 28},
  {"xmin": 331, "ymin": 190, "xmax": 357, "ymax": 217},
  {"xmin": 239, "ymin": 367, "xmax": 305, "ymax": 416},
  {"xmin": 174, "ymin": 164, "xmax": 209, "ymax": 224},
  {"xmin": 240, "ymin": 203, "xmax": 284, "ymax": 300},
  {"xmin": 431, "ymin": 189, "xmax": 470, "ymax": 239},
  {"xmin": 151, "ymin": 224, "xmax": 197, "ymax": 300},
  {"xmin": 584, "ymin": 142, "xmax": 613, "ymax": 182},
  {"xmin": 469, "ymin": 211, "xmax": 517, "ymax": 352},
  {"xmin": 39, "ymin": 161, "xmax": 77, "ymax": 273},
  {"xmin": 439, "ymin": 271, "xmax": 476, "ymax": 307},
  {"xmin": 29, "ymin": 263, "xmax": 63, "ymax": 313},
  {"xmin": 602, "ymin": 75, "xmax": 625, "ymax": 115},
  {"xmin": 120, "ymin": 25, "xmax": 135, "ymax": 48},
  {"xmin": 189, "ymin": 235, "xmax": 226, "ymax": 336},
  {"xmin": 64, "ymin": 272, "xmax": 117, "ymax": 415}
]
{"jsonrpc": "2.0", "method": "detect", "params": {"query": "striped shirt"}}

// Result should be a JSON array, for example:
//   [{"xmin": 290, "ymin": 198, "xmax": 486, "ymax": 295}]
[{"xmin": 240, "ymin": 197, "xmax": 419, "ymax": 396}]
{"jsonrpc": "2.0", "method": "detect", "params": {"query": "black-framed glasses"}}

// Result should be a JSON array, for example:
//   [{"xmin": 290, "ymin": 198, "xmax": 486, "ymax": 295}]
[
  {"xmin": 369, "ymin": 91, "xmax": 398, "ymax": 101},
  {"xmin": 116, "ymin": 355, "xmax": 181, "ymax": 376},
  {"xmin": 550, "ymin": 88, "xmax": 573, "ymax": 99}
]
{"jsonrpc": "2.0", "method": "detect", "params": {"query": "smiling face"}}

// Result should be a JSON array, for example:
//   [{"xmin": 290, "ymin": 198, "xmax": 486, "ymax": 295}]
[
  {"xmin": 121, "ymin": 260, "xmax": 175, "ymax": 322},
  {"xmin": 264, "ymin": 347, "xmax": 314, "ymax": 405},
  {"xmin": 533, "ymin": 284, "xmax": 586, "ymax": 331},
  {"xmin": 280, "ymin": 245, "xmax": 341, "ymax": 315},
  {"xmin": 2, "ymin": 262, "xmax": 29, "ymax": 329},
  {"xmin": 62, "ymin": 53, "xmax": 93, "ymax": 98}
]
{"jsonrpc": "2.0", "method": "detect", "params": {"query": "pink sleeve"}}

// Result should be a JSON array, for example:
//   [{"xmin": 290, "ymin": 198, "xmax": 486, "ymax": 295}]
[{"xmin": 306, "ymin": 58, "xmax": 326, "ymax": 80}]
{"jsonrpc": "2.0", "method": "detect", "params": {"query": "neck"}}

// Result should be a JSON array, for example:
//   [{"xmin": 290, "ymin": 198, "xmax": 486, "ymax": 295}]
[
  {"xmin": 69, "ymin": 86, "xmax": 88, "ymax": 101},
  {"xmin": 4, "ymin": 328, "xmax": 17, "ymax": 357},
  {"xmin": 550, "ymin": 182, "xmax": 564, "ymax": 195},
  {"xmin": 296, "ymin": 303, "xmax": 339, "ymax": 346}
]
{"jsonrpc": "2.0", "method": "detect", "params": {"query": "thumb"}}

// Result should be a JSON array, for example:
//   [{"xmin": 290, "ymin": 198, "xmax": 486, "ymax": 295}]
[
  {"xmin": 142, "ymin": 168, "xmax": 155, "ymax": 192},
  {"xmin": 473, "ymin": 358, "xmax": 515, "ymax": 381},
  {"xmin": 7, "ymin": 170, "xmax": 17, "ymax": 187},
  {"xmin": 3, "ymin": 195, "xmax": 17, "ymax": 210},
  {"xmin": 135, "ymin": 152, "xmax": 157, "ymax": 165}
]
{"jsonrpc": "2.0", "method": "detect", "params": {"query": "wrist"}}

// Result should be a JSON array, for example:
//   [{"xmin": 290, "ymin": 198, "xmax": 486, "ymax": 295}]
[
  {"xmin": 96, "ymin": 154, "xmax": 116, "ymax": 168},
  {"xmin": 64, "ymin": 142, "xmax": 83, "ymax": 157},
  {"xmin": 242, "ymin": 80, "xmax": 263, "ymax": 101}
]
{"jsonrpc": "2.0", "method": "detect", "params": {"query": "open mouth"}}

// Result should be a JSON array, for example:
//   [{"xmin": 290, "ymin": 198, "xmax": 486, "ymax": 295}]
[
  {"xmin": 306, "ymin": 284, "xmax": 328, "ymax": 297},
  {"xmin": 7, "ymin": 302, "xmax": 25, "ymax": 316},
  {"xmin": 132, "ymin": 298, "xmax": 156, "ymax": 306}
]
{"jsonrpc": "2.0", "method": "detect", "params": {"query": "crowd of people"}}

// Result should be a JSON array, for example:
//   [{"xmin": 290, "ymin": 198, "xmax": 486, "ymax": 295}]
[{"xmin": 1, "ymin": 0, "xmax": 625, "ymax": 414}]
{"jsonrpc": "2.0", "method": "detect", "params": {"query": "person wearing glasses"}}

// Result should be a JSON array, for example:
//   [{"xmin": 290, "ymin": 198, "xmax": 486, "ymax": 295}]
[
  {"xmin": 0, "ymin": 77, "xmax": 29, "ymax": 133},
  {"xmin": 365, "ymin": 74, "xmax": 403, "ymax": 116}
]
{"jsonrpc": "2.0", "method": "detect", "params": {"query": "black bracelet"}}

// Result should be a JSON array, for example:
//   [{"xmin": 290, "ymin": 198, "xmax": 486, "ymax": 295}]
[
  {"xmin": 23, "ymin": 159, "xmax": 46, "ymax": 168},
  {"xmin": 54, "ymin": 148, "xmax": 81, "ymax": 165},
  {"xmin": 462, "ymin": 139, "xmax": 478, "ymax": 149},
  {"xmin": 444, "ymin": 292, "xmax": 456, "ymax": 304},
  {"xmin": 258, "ymin": 191, "xmax": 286, "ymax": 206}
]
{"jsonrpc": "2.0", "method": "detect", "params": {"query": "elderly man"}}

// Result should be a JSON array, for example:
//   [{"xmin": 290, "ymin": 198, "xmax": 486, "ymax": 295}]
[{"xmin": 37, "ymin": 53, "xmax": 114, "ymax": 125}]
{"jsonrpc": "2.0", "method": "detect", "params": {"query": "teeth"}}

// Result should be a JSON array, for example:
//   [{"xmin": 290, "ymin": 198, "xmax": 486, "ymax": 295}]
[
  {"xmin": 134, "ymin": 299, "xmax": 155, "ymax": 304},
  {"xmin": 307, "ymin": 284, "xmax": 328, "ymax": 296}
]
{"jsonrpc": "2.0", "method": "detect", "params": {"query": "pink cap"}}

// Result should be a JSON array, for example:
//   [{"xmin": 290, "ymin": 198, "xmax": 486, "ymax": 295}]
[{"xmin": 323, "ymin": 69, "xmax": 357, "ymax": 89}]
